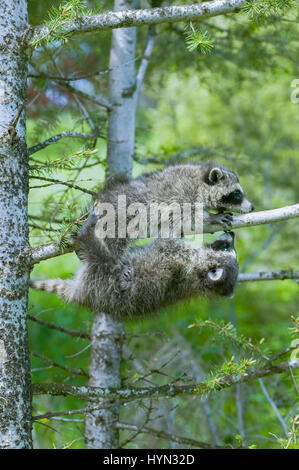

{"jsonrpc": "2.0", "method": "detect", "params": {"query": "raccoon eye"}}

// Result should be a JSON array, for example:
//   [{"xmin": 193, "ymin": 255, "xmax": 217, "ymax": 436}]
[
  {"xmin": 232, "ymin": 190, "xmax": 243, "ymax": 201},
  {"xmin": 208, "ymin": 268, "xmax": 224, "ymax": 281},
  {"xmin": 220, "ymin": 241, "xmax": 230, "ymax": 251},
  {"xmin": 221, "ymin": 190, "xmax": 244, "ymax": 205}
]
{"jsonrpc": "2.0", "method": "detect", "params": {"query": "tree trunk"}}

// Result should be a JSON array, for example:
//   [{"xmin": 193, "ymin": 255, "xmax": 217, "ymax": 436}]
[
  {"xmin": 84, "ymin": 0, "xmax": 138, "ymax": 449},
  {"xmin": 0, "ymin": 0, "xmax": 32, "ymax": 448}
]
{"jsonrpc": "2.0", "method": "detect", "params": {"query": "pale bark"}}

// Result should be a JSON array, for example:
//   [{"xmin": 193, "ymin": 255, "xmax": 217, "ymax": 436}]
[
  {"xmin": 0, "ymin": 0, "xmax": 32, "ymax": 448},
  {"xmin": 31, "ymin": 0, "xmax": 258, "ymax": 42},
  {"xmin": 84, "ymin": 0, "xmax": 138, "ymax": 449},
  {"xmin": 238, "ymin": 270, "xmax": 299, "ymax": 282}
]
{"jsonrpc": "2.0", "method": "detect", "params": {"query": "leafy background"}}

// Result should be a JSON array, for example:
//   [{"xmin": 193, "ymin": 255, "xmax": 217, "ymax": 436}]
[{"xmin": 27, "ymin": 0, "xmax": 298, "ymax": 448}]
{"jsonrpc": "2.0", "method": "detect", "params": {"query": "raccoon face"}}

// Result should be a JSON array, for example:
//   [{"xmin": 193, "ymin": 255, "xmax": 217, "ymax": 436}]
[
  {"xmin": 198, "ymin": 231, "xmax": 239, "ymax": 298},
  {"xmin": 203, "ymin": 165, "xmax": 254, "ymax": 214}
]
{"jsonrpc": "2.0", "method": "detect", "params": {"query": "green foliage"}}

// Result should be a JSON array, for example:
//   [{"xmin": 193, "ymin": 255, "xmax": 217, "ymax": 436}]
[
  {"xmin": 57, "ymin": 205, "xmax": 88, "ymax": 251},
  {"xmin": 188, "ymin": 320, "xmax": 269, "ymax": 361},
  {"xmin": 184, "ymin": 23, "xmax": 214, "ymax": 54},
  {"xmin": 242, "ymin": 0, "xmax": 294, "ymax": 24},
  {"xmin": 30, "ymin": 148, "xmax": 99, "ymax": 177},
  {"xmin": 31, "ymin": 0, "xmax": 93, "ymax": 46},
  {"xmin": 289, "ymin": 316, "xmax": 299, "ymax": 336},
  {"xmin": 194, "ymin": 356, "xmax": 256, "ymax": 395}
]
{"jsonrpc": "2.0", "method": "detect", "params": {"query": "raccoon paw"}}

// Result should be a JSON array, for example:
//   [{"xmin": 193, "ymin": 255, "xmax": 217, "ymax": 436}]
[
  {"xmin": 120, "ymin": 266, "xmax": 133, "ymax": 291},
  {"xmin": 210, "ymin": 212, "xmax": 233, "ymax": 229}
]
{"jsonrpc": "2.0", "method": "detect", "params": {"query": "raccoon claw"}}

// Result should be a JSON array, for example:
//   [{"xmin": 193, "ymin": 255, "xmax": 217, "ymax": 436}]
[
  {"xmin": 210, "ymin": 212, "xmax": 233, "ymax": 229},
  {"xmin": 120, "ymin": 266, "xmax": 133, "ymax": 291},
  {"xmin": 77, "ymin": 211, "xmax": 98, "ymax": 240}
]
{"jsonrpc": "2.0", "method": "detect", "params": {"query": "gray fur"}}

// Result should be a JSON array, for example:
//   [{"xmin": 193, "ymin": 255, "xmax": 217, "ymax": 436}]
[
  {"xmin": 30, "ymin": 163, "xmax": 251, "ymax": 318},
  {"xmin": 77, "ymin": 162, "xmax": 253, "ymax": 259},
  {"xmin": 30, "ymin": 232, "xmax": 239, "ymax": 318}
]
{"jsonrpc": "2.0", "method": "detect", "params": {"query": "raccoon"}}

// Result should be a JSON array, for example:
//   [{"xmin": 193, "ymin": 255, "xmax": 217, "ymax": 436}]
[
  {"xmin": 30, "ymin": 231, "xmax": 239, "ymax": 318},
  {"xmin": 76, "ymin": 162, "xmax": 254, "ymax": 259}
]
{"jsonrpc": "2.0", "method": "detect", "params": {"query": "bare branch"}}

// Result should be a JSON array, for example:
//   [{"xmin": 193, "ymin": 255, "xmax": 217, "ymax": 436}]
[
  {"xmin": 32, "ymin": 359, "xmax": 299, "ymax": 402},
  {"xmin": 28, "ymin": 314, "xmax": 91, "ymax": 340},
  {"xmin": 238, "ymin": 270, "xmax": 299, "ymax": 282},
  {"xmin": 116, "ymin": 422, "xmax": 228, "ymax": 449},
  {"xmin": 134, "ymin": 147, "xmax": 236, "ymax": 166},
  {"xmin": 203, "ymin": 203, "xmax": 299, "ymax": 234},
  {"xmin": 135, "ymin": 26, "xmax": 156, "ymax": 99},
  {"xmin": 31, "ymin": 351, "xmax": 88, "ymax": 377},
  {"xmin": 28, "ymin": 131, "xmax": 102, "ymax": 155},
  {"xmin": 258, "ymin": 379, "xmax": 289, "ymax": 438},
  {"xmin": 30, "ymin": 0, "xmax": 259, "ymax": 43},
  {"xmin": 56, "ymin": 81, "xmax": 112, "ymax": 110}
]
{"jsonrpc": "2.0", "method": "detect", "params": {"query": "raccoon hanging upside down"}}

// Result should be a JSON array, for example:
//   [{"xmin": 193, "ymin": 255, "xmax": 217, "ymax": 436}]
[{"xmin": 30, "ymin": 232, "xmax": 239, "ymax": 318}]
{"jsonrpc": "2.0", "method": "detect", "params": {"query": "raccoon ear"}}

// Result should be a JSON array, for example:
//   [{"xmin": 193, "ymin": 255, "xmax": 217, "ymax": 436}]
[{"xmin": 208, "ymin": 167, "xmax": 224, "ymax": 184}]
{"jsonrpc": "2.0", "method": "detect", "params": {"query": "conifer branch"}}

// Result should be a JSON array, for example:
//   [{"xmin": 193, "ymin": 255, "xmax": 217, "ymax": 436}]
[
  {"xmin": 32, "ymin": 359, "xmax": 299, "ymax": 401},
  {"xmin": 30, "ymin": 0, "xmax": 261, "ymax": 45},
  {"xmin": 28, "ymin": 131, "xmax": 102, "ymax": 155},
  {"xmin": 30, "ymin": 175, "xmax": 96, "ymax": 196}
]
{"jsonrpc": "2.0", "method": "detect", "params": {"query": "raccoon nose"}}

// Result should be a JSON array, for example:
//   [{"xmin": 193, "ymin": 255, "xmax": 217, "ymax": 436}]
[{"xmin": 250, "ymin": 204, "xmax": 255, "ymax": 212}]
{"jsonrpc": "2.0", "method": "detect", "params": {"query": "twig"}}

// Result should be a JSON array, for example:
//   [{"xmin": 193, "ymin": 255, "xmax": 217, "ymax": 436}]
[
  {"xmin": 258, "ymin": 379, "xmax": 288, "ymax": 438},
  {"xmin": 30, "ymin": 175, "xmax": 96, "ymax": 196},
  {"xmin": 28, "ymin": 314, "xmax": 91, "ymax": 339},
  {"xmin": 117, "ymin": 422, "xmax": 229, "ymax": 449},
  {"xmin": 28, "ymin": 131, "xmax": 102, "ymax": 155},
  {"xmin": 31, "ymin": 351, "xmax": 88, "ymax": 377},
  {"xmin": 56, "ymin": 81, "xmax": 112, "ymax": 111}
]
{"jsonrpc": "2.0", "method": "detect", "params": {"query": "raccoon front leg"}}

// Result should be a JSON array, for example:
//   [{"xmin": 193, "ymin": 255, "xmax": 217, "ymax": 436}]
[{"xmin": 203, "ymin": 210, "xmax": 233, "ymax": 231}]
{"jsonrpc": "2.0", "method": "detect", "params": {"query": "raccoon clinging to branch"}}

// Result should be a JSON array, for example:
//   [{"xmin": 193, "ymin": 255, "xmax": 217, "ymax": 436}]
[
  {"xmin": 30, "ymin": 232, "xmax": 239, "ymax": 318},
  {"xmin": 77, "ymin": 162, "xmax": 254, "ymax": 259},
  {"xmin": 30, "ymin": 162, "xmax": 253, "ymax": 317}
]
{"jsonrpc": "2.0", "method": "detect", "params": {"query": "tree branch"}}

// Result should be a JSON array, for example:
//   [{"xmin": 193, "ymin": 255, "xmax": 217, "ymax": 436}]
[
  {"xmin": 203, "ymin": 203, "xmax": 299, "ymax": 234},
  {"xmin": 30, "ymin": 0, "xmax": 259, "ymax": 43},
  {"xmin": 32, "ymin": 359, "xmax": 299, "ymax": 402},
  {"xmin": 116, "ymin": 422, "xmax": 228, "ymax": 449},
  {"xmin": 28, "ymin": 131, "xmax": 102, "ymax": 155},
  {"xmin": 30, "ymin": 175, "xmax": 96, "ymax": 196},
  {"xmin": 238, "ymin": 270, "xmax": 299, "ymax": 282},
  {"xmin": 30, "ymin": 203, "xmax": 299, "ymax": 264},
  {"xmin": 31, "ymin": 351, "xmax": 88, "ymax": 377},
  {"xmin": 56, "ymin": 81, "xmax": 112, "ymax": 111},
  {"xmin": 135, "ymin": 25, "xmax": 156, "ymax": 99},
  {"xmin": 28, "ymin": 314, "xmax": 91, "ymax": 339}
]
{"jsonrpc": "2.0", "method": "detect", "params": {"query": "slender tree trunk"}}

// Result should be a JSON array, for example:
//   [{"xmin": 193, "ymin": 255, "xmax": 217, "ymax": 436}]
[
  {"xmin": 0, "ymin": 0, "xmax": 32, "ymax": 448},
  {"xmin": 84, "ymin": 0, "xmax": 138, "ymax": 449}
]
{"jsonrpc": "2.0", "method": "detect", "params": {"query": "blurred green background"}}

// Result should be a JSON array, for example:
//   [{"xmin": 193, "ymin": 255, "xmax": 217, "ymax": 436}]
[{"xmin": 28, "ymin": 0, "xmax": 298, "ymax": 449}]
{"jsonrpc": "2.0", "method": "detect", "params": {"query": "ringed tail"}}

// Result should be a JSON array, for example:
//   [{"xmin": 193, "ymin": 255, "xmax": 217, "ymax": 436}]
[{"xmin": 29, "ymin": 279, "xmax": 73, "ymax": 301}]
